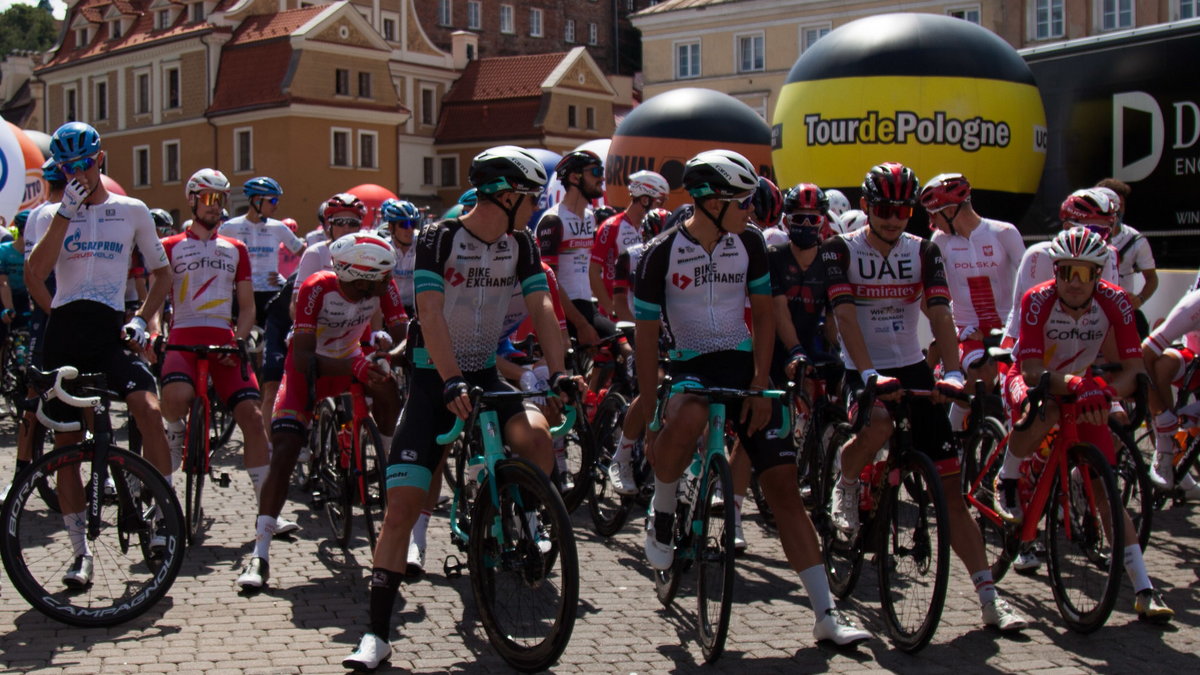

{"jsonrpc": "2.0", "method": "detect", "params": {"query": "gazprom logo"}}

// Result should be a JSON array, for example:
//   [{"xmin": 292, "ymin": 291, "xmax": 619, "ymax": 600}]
[{"xmin": 1112, "ymin": 91, "xmax": 1200, "ymax": 181}]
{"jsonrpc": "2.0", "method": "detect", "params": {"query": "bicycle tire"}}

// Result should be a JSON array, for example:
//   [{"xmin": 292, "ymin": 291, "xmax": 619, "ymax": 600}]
[
  {"xmin": 876, "ymin": 451, "xmax": 950, "ymax": 653},
  {"xmin": 819, "ymin": 423, "xmax": 863, "ymax": 599},
  {"xmin": 27, "ymin": 421, "xmax": 60, "ymax": 513},
  {"xmin": 313, "ymin": 400, "xmax": 352, "ymax": 549},
  {"xmin": 358, "ymin": 419, "xmax": 388, "ymax": 552},
  {"xmin": 557, "ymin": 406, "xmax": 596, "ymax": 514},
  {"xmin": 208, "ymin": 385, "xmax": 237, "ymax": 451},
  {"xmin": 696, "ymin": 452, "xmax": 736, "ymax": 663},
  {"xmin": 588, "ymin": 391, "xmax": 632, "ymax": 537},
  {"xmin": 468, "ymin": 457, "xmax": 578, "ymax": 672},
  {"xmin": 961, "ymin": 416, "xmax": 1016, "ymax": 581},
  {"xmin": 1045, "ymin": 443, "xmax": 1124, "ymax": 634},
  {"xmin": 0, "ymin": 444, "xmax": 186, "ymax": 627},
  {"xmin": 1111, "ymin": 425, "xmax": 1152, "ymax": 550},
  {"xmin": 184, "ymin": 397, "xmax": 207, "ymax": 546}
]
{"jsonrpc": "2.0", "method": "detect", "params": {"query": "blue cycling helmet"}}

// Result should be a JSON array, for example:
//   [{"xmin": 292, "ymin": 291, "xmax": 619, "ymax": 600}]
[
  {"xmin": 380, "ymin": 198, "xmax": 420, "ymax": 226},
  {"xmin": 50, "ymin": 121, "xmax": 102, "ymax": 163},
  {"xmin": 457, "ymin": 188, "xmax": 478, "ymax": 207},
  {"xmin": 41, "ymin": 157, "xmax": 65, "ymax": 183},
  {"xmin": 243, "ymin": 176, "xmax": 283, "ymax": 198}
]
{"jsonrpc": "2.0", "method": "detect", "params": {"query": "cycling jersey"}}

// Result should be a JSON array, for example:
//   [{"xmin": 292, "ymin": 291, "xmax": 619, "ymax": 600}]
[
  {"xmin": 590, "ymin": 212, "xmax": 641, "ymax": 299},
  {"xmin": 294, "ymin": 270, "xmax": 406, "ymax": 359},
  {"xmin": 161, "ymin": 230, "xmax": 252, "ymax": 330},
  {"xmin": 930, "ymin": 218, "xmax": 1024, "ymax": 332},
  {"xmin": 305, "ymin": 228, "xmax": 327, "ymax": 246},
  {"xmin": 1002, "ymin": 240, "xmax": 1118, "ymax": 342},
  {"xmin": 278, "ymin": 242, "xmax": 302, "ymax": 279},
  {"xmin": 634, "ymin": 225, "xmax": 770, "ymax": 358},
  {"xmin": 613, "ymin": 242, "xmax": 647, "ymax": 316},
  {"xmin": 293, "ymin": 241, "xmax": 333, "ymax": 294},
  {"xmin": 762, "ymin": 226, "xmax": 788, "ymax": 248},
  {"xmin": 412, "ymin": 219, "xmax": 548, "ymax": 371},
  {"xmin": 24, "ymin": 202, "xmax": 53, "ymax": 256},
  {"xmin": 48, "ymin": 194, "xmax": 168, "ymax": 312},
  {"xmin": 822, "ymin": 229, "xmax": 951, "ymax": 370},
  {"xmin": 501, "ymin": 262, "xmax": 566, "ymax": 340},
  {"xmin": 392, "ymin": 243, "xmax": 416, "ymax": 310},
  {"xmin": 1144, "ymin": 288, "xmax": 1200, "ymax": 356},
  {"xmin": 0, "ymin": 240, "xmax": 25, "ymax": 293},
  {"xmin": 1109, "ymin": 224, "xmax": 1155, "ymax": 290},
  {"xmin": 220, "ymin": 215, "xmax": 303, "ymax": 292},
  {"xmin": 768, "ymin": 243, "xmax": 831, "ymax": 363},
  {"xmin": 535, "ymin": 202, "xmax": 595, "ymax": 300},
  {"xmin": 1012, "ymin": 279, "xmax": 1140, "ymax": 375}
]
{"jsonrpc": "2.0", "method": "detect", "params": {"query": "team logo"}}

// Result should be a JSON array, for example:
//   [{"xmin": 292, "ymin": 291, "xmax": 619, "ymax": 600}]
[
  {"xmin": 672, "ymin": 273, "xmax": 692, "ymax": 290},
  {"xmin": 444, "ymin": 266, "xmax": 466, "ymax": 286},
  {"xmin": 982, "ymin": 245, "xmax": 993, "ymax": 257}
]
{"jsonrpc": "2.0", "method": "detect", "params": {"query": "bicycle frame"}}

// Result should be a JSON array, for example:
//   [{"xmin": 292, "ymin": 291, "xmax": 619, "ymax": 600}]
[
  {"xmin": 164, "ymin": 342, "xmax": 248, "ymax": 483},
  {"xmin": 333, "ymin": 381, "xmax": 374, "ymax": 508}
]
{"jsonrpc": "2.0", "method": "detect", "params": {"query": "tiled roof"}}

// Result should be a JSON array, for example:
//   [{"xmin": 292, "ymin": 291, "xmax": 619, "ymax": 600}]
[
  {"xmin": 634, "ymin": 0, "xmax": 741, "ymax": 16},
  {"xmin": 435, "ymin": 99, "xmax": 545, "ymax": 143},
  {"xmin": 443, "ymin": 52, "xmax": 568, "ymax": 103},
  {"xmin": 228, "ymin": 5, "xmax": 327, "ymax": 45},
  {"xmin": 207, "ymin": 40, "xmax": 293, "ymax": 114}
]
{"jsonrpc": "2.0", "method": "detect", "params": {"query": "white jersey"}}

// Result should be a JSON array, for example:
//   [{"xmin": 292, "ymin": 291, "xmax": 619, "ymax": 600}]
[
  {"xmin": 535, "ymin": 202, "xmax": 596, "ymax": 300},
  {"xmin": 1108, "ymin": 224, "xmax": 1155, "ymax": 291},
  {"xmin": 49, "ymin": 194, "xmax": 168, "ymax": 312},
  {"xmin": 392, "ymin": 243, "xmax": 416, "ymax": 309},
  {"xmin": 305, "ymin": 228, "xmax": 327, "ymax": 246},
  {"xmin": 292, "ymin": 240, "xmax": 333, "ymax": 300},
  {"xmin": 931, "ymin": 218, "xmax": 1025, "ymax": 332},
  {"xmin": 220, "ymin": 215, "xmax": 304, "ymax": 292},
  {"xmin": 1003, "ymin": 239, "xmax": 1119, "ymax": 342},
  {"xmin": 762, "ymin": 226, "xmax": 788, "ymax": 247},
  {"xmin": 1144, "ymin": 289, "xmax": 1200, "ymax": 356}
]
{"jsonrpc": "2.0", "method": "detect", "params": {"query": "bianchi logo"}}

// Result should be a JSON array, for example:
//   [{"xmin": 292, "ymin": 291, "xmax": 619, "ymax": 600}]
[{"xmin": 803, "ymin": 111, "xmax": 1011, "ymax": 152}]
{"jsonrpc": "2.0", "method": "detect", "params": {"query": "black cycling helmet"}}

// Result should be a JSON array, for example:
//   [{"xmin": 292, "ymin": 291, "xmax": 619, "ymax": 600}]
[
  {"xmin": 150, "ymin": 208, "xmax": 175, "ymax": 234},
  {"xmin": 783, "ymin": 183, "xmax": 829, "ymax": 214},
  {"xmin": 752, "ymin": 177, "xmax": 783, "ymax": 227},
  {"xmin": 554, "ymin": 149, "xmax": 603, "ymax": 181},
  {"xmin": 862, "ymin": 162, "xmax": 920, "ymax": 205}
]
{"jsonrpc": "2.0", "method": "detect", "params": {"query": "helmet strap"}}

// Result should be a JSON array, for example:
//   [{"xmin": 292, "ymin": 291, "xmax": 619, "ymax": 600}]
[
  {"xmin": 943, "ymin": 204, "xmax": 963, "ymax": 236},
  {"xmin": 695, "ymin": 200, "xmax": 730, "ymax": 234},
  {"xmin": 484, "ymin": 192, "xmax": 523, "ymax": 233}
]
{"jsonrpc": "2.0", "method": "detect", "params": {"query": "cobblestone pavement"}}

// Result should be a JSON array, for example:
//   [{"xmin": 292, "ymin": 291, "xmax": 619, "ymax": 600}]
[{"xmin": 1, "ymin": 416, "xmax": 1198, "ymax": 674}]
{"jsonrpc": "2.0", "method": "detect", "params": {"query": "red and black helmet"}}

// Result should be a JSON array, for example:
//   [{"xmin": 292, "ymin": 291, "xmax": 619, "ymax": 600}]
[
  {"xmin": 919, "ymin": 173, "xmax": 972, "ymax": 212},
  {"xmin": 554, "ymin": 149, "xmax": 603, "ymax": 180},
  {"xmin": 1059, "ymin": 188, "xmax": 1118, "ymax": 225},
  {"xmin": 783, "ymin": 183, "xmax": 829, "ymax": 214},
  {"xmin": 641, "ymin": 208, "xmax": 671, "ymax": 239},
  {"xmin": 751, "ymin": 177, "xmax": 783, "ymax": 226},
  {"xmin": 862, "ymin": 162, "xmax": 920, "ymax": 205}
]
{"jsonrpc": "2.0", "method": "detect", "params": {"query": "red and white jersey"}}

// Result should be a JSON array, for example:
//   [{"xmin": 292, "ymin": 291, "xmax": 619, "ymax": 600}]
[
  {"xmin": 535, "ymin": 202, "xmax": 596, "ymax": 300},
  {"xmin": 1013, "ymin": 280, "xmax": 1140, "ymax": 376},
  {"xmin": 293, "ymin": 271, "xmax": 407, "ymax": 359},
  {"xmin": 162, "ymin": 230, "xmax": 251, "ymax": 330},
  {"xmin": 1003, "ymin": 239, "xmax": 1119, "ymax": 342},
  {"xmin": 931, "ymin": 218, "xmax": 1024, "ymax": 332},
  {"xmin": 1144, "ymin": 288, "xmax": 1200, "ymax": 356},
  {"xmin": 589, "ymin": 212, "xmax": 641, "ymax": 298}
]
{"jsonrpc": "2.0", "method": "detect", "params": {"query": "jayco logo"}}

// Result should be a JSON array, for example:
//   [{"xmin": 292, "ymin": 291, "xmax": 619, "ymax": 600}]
[{"xmin": 803, "ymin": 111, "xmax": 1012, "ymax": 152}]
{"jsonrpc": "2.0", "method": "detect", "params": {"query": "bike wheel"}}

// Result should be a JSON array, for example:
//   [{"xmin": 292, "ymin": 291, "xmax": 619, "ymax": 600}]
[
  {"xmin": 588, "ymin": 391, "xmax": 631, "ymax": 537},
  {"xmin": 468, "ymin": 458, "xmax": 578, "ymax": 672},
  {"xmin": 0, "ymin": 444, "xmax": 185, "ymax": 627},
  {"xmin": 962, "ymin": 416, "xmax": 1016, "ymax": 581},
  {"xmin": 208, "ymin": 385, "xmax": 237, "ymax": 451},
  {"xmin": 1045, "ymin": 444, "xmax": 1124, "ymax": 633},
  {"xmin": 357, "ymin": 419, "xmax": 388, "ymax": 552},
  {"xmin": 183, "ymin": 398, "xmax": 208, "ymax": 546},
  {"xmin": 696, "ymin": 452, "xmax": 736, "ymax": 663},
  {"xmin": 819, "ymin": 423, "xmax": 863, "ymax": 599},
  {"xmin": 28, "ymin": 421, "xmax": 60, "ymax": 513},
  {"xmin": 1111, "ymin": 426, "xmax": 1152, "ymax": 550},
  {"xmin": 557, "ymin": 405, "xmax": 596, "ymax": 514},
  {"xmin": 876, "ymin": 451, "xmax": 950, "ymax": 653},
  {"xmin": 313, "ymin": 400, "xmax": 351, "ymax": 549}
]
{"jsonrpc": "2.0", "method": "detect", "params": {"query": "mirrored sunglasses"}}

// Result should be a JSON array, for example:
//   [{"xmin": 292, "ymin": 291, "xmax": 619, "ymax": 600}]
[
  {"xmin": 869, "ymin": 202, "xmax": 914, "ymax": 220},
  {"xmin": 59, "ymin": 156, "xmax": 96, "ymax": 175},
  {"xmin": 1055, "ymin": 263, "xmax": 1099, "ymax": 284}
]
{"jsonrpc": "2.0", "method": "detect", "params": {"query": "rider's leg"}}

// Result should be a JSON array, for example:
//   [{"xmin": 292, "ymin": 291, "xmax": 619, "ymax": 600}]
[
  {"xmin": 160, "ymin": 380, "xmax": 195, "ymax": 474},
  {"xmin": 233, "ymin": 397, "xmax": 269, "ymax": 491},
  {"xmin": 503, "ymin": 408, "xmax": 554, "ymax": 476},
  {"xmin": 127, "ymin": 390, "xmax": 170, "ymax": 476}
]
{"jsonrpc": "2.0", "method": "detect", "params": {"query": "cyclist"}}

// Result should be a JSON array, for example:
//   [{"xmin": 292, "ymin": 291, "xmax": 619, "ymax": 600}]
[
  {"xmin": 920, "ymin": 173, "xmax": 1025, "ymax": 429},
  {"xmin": 1096, "ymin": 179, "xmax": 1157, "ymax": 337},
  {"xmin": 220, "ymin": 177, "xmax": 304, "ymax": 322},
  {"xmin": 293, "ymin": 194, "xmax": 368, "ymax": 296},
  {"xmin": 0, "ymin": 209, "xmax": 30, "ymax": 337},
  {"xmin": 633, "ymin": 149, "xmax": 870, "ymax": 646},
  {"xmin": 159, "ymin": 169, "xmax": 270, "ymax": 533},
  {"xmin": 832, "ymin": 209, "xmax": 868, "ymax": 235},
  {"xmin": 590, "ymin": 170, "xmax": 668, "ymax": 320},
  {"xmin": 825, "ymin": 162, "xmax": 1027, "ymax": 633},
  {"xmin": 1140, "ymin": 288, "xmax": 1200, "ymax": 498},
  {"xmin": 151, "ymin": 208, "xmax": 177, "ymax": 238},
  {"xmin": 752, "ymin": 176, "xmax": 787, "ymax": 247},
  {"xmin": 1001, "ymin": 226, "xmax": 1173, "ymax": 622},
  {"xmin": 239, "ymin": 232, "xmax": 405, "ymax": 590},
  {"xmin": 344, "ymin": 146, "xmax": 571, "ymax": 670},
  {"xmin": 26, "ymin": 121, "xmax": 173, "ymax": 588},
  {"xmin": 379, "ymin": 198, "xmax": 421, "ymax": 316},
  {"xmin": 825, "ymin": 188, "xmax": 851, "ymax": 221}
]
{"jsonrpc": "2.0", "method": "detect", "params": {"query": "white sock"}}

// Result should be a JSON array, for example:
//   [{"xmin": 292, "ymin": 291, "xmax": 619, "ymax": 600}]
[
  {"xmin": 246, "ymin": 465, "xmax": 270, "ymax": 502},
  {"xmin": 798, "ymin": 564, "xmax": 834, "ymax": 617},
  {"xmin": 166, "ymin": 418, "xmax": 185, "ymax": 472},
  {"xmin": 411, "ymin": 510, "xmax": 432, "ymax": 549},
  {"xmin": 948, "ymin": 402, "xmax": 969, "ymax": 431},
  {"xmin": 652, "ymin": 477, "xmax": 678, "ymax": 514},
  {"xmin": 1154, "ymin": 411, "xmax": 1179, "ymax": 456},
  {"xmin": 64, "ymin": 511, "xmax": 89, "ymax": 557},
  {"xmin": 554, "ymin": 438, "xmax": 568, "ymax": 472},
  {"xmin": 999, "ymin": 449, "xmax": 1024, "ymax": 480},
  {"xmin": 732, "ymin": 497, "xmax": 743, "ymax": 530},
  {"xmin": 613, "ymin": 433, "xmax": 637, "ymax": 464},
  {"xmin": 253, "ymin": 515, "xmax": 276, "ymax": 560},
  {"xmin": 1124, "ymin": 544, "xmax": 1152, "ymax": 593},
  {"xmin": 973, "ymin": 569, "xmax": 998, "ymax": 605}
]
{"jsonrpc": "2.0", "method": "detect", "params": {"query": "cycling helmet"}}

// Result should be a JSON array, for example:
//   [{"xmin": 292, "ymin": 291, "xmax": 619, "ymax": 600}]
[
  {"xmin": 185, "ymin": 168, "xmax": 230, "ymax": 197},
  {"xmin": 783, "ymin": 183, "xmax": 829, "ymax": 214},
  {"xmin": 1047, "ymin": 226, "xmax": 1109, "ymax": 267},
  {"xmin": 593, "ymin": 205, "xmax": 619, "ymax": 224},
  {"xmin": 1092, "ymin": 186, "xmax": 1122, "ymax": 213},
  {"xmin": 281, "ymin": 217, "xmax": 299, "ymax": 234},
  {"xmin": 642, "ymin": 208, "xmax": 671, "ymax": 239},
  {"xmin": 752, "ymin": 177, "xmax": 784, "ymax": 226},
  {"xmin": 825, "ymin": 189, "xmax": 851, "ymax": 218},
  {"xmin": 13, "ymin": 210, "xmax": 29, "ymax": 236},
  {"xmin": 469, "ymin": 146, "xmax": 549, "ymax": 195},
  {"xmin": 457, "ymin": 188, "xmax": 478, "ymax": 207},
  {"xmin": 919, "ymin": 173, "xmax": 972, "ymax": 212},
  {"xmin": 50, "ymin": 121, "xmax": 101, "ymax": 163},
  {"xmin": 832, "ymin": 209, "xmax": 868, "ymax": 234},
  {"xmin": 320, "ymin": 193, "xmax": 368, "ymax": 223},
  {"xmin": 380, "ymin": 198, "xmax": 421, "ymax": 226},
  {"xmin": 1059, "ymin": 188, "xmax": 1118, "ymax": 225},
  {"xmin": 329, "ymin": 232, "xmax": 396, "ymax": 283},
  {"xmin": 554, "ymin": 149, "xmax": 603, "ymax": 181},
  {"xmin": 682, "ymin": 150, "xmax": 759, "ymax": 199},
  {"xmin": 862, "ymin": 162, "xmax": 920, "ymax": 205},
  {"xmin": 626, "ymin": 170, "xmax": 669, "ymax": 200},
  {"xmin": 243, "ymin": 176, "xmax": 283, "ymax": 198},
  {"xmin": 150, "ymin": 208, "xmax": 175, "ymax": 233},
  {"xmin": 41, "ymin": 157, "xmax": 65, "ymax": 183}
]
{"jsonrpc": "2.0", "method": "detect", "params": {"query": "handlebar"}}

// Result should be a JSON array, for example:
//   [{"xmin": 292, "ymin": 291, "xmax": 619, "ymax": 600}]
[
  {"xmin": 846, "ymin": 373, "xmax": 972, "ymax": 434},
  {"xmin": 649, "ymin": 379, "xmax": 790, "ymax": 438},
  {"xmin": 164, "ymin": 339, "xmax": 251, "ymax": 380},
  {"xmin": 25, "ymin": 366, "xmax": 105, "ymax": 432},
  {"xmin": 435, "ymin": 386, "xmax": 579, "ymax": 446}
]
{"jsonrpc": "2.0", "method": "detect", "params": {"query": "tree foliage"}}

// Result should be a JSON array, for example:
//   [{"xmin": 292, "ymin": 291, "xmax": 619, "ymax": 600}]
[{"xmin": 0, "ymin": 4, "xmax": 58, "ymax": 58}]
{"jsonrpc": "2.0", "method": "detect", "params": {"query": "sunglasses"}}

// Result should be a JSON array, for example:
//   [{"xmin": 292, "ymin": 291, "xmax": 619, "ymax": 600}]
[
  {"xmin": 586, "ymin": 166, "xmax": 604, "ymax": 178},
  {"xmin": 719, "ymin": 192, "xmax": 755, "ymax": 210},
  {"xmin": 388, "ymin": 220, "xmax": 417, "ymax": 230},
  {"xmin": 869, "ymin": 202, "xmax": 915, "ymax": 220},
  {"xmin": 59, "ymin": 156, "xmax": 96, "ymax": 175},
  {"xmin": 784, "ymin": 212, "xmax": 823, "ymax": 226},
  {"xmin": 328, "ymin": 217, "xmax": 362, "ymax": 228},
  {"xmin": 258, "ymin": 197, "xmax": 280, "ymax": 205},
  {"xmin": 195, "ymin": 192, "xmax": 226, "ymax": 206},
  {"xmin": 1055, "ymin": 263, "xmax": 1099, "ymax": 284}
]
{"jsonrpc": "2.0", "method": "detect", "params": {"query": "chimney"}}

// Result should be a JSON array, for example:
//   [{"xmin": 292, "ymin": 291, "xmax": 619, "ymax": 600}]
[{"xmin": 451, "ymin": 30, "xmax": 478, "ymax": 71}]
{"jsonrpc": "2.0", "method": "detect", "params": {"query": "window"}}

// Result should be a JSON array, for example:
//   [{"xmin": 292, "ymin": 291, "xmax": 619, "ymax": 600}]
[
  {"xmin": 1034, "ymin": 0, "xmax": 1065, "ymax": 39},
  {"xmin": 358, "ymin": 131, "xmax": 378, "ymax": 169},
  {"xmin": 135, "ymin": 71, "xmax": 150, "ymax": 114},
  {"xmin": 530, "ymin": 9, "xmax": 543, "ymax": 37},
  {"xmin": 500, "ymin": 5, "xmax": 514, "ymax": 34},
  {"xmin": 331, "ymin": 128, "xmax": 351, "ymax": 167},
  {"xmin": 64, "ymin": 85, "xmax": 77, "ymax": 122},
  {"xmin": 1101, "ymin": 0, "xmax": 1133, "ymax": 30},
  {"xmin": 947, "ymin": 6, "xmax": 981, "ymax": 23},
  {"xmin": 565, "ymin": 19, "xmax": 576, "ymax": 43},
  {"xmin": 437, "ymin": 0, "xmax": 451, "ymax": 26},
  {"xmin": 382, "ymin": 17, "xmax": 396, "ymax": 41},
  {"xmin": 163, "ymin": 140, "xmax": 180, "ymax": 183},
  {"xmin": 586, "ymin": 107, "xmax": 596, "ymax": 130},
  {"xmin": 421, "ymin": 86, "xmax": 436, "ymax": 126},
  {"xmin": 133, "ymin": 145, "xmax": 150, "ymax": 187},
  {"xmin": 109, "ymin": 20, "xmax": 122, "ymax": 39},
  {"xmin": 358, "ymin": 72, "xmax": 372, "ymax": 98},
  {"xmin": 675, "ymin": 40, "xmax": 700, "ymax": 79},
  {"xmin": 801, "ymin": 24, "xmax": 830, "ymax": 52},
  {"xmin": 567, "ymin": 105, "xmax": 577, "ymax": 128},
  {"xmin": 440, "ymin": 157, "xmax": 457, "ymax": 187},
  {"xmin": 736, "ymin": 34, "xmax": 764, "ymax": 72},
  {"xmin": 164, "ymin": 66, "xmax": 180, "ymax": 109},
  {"xmin": 95, "ymin": 81, "xmax": 108, "ymax": 121},
  {"xmin": 1183, "ymin": 0, "xmax": 1200, "ymax": 19},
  {"xmin": 234, "ymin": 128, "xmax": 253, "ymax": 173},
  {"xmin": 75, "ymin": 27, "xmax": 88, "ymax": 47},
  {"xmin": 467, "ymin": 1, "xmax": 481, "ymax": 29},
  {"xmin": 423, "ymin": 157, "xmax": 434, "ymax": 186},
  {"xmin": 190, "ymin": 2, "xmax": 204, "ymax": 23},
  {"xmin": 588, "ymin": 22, "xmax": 598, "ymax": 45},
  {"xmin": 335, "ymin": 68, "xmax": 350, "ymax": 96},
  {"xmin": 155, "ymin": 9, "xmax": 172, "ymax": 30}
]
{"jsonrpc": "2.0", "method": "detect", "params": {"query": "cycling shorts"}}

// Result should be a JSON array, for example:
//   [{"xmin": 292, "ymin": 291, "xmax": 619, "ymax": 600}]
[
  {"xmin": 844, "ymin": 361, "xmax": 960, "ymax": 476},
  {"xmin": 161, "ymin": 326, "xmax": 260, "ymax": 410},
  {"xmin": 667, "ymin": 350, "xmax": 796, "ymax": 475},
  {"xmin": 260, "ymin": 312, "xmax": 290, "ymax": 384},
  {"xmin": 569, "ymin": 298, "xmax": 620, "ymax": 344},
  {"xmin": 1168, "ymin": 347, "xmax": 1200, "ymax": 393},
  {"xmin": 1001, "ymin": 369, "xmax": 1115, "ymax": 464},
  {"xmin": 960, "ymin": 339, "xmax": 987, "ymax": 372},
  {"xmin": 271, "ymin": 350, "xmax": 351, "ymax": 435}
]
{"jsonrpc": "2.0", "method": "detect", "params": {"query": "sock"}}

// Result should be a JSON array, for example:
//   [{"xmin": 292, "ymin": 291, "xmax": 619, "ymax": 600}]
[
  {"xmin": 999, "ymin": 448, "xmax": 1024, "ymax": 480},
  {"xmin": 368, "ymin": 567, "xmax": 405, "ymax": 639},
  {"xmin": 948, "ymin": 402, "xmax": 969, "ymax": 431},
  {"xmin": 972, "ymin": 569, "xmax": 997, "ymax": 605},
  {"xmin": 733, "ymin": 494, "xmax": 745, "ymax": 511},
  {"xmin": 64, "ymin": 511, "xmax": 89, "ymax": 557},
  {"xmin": 246, "ymin": 465, "xmax": 270, "ymax": 501},
  {"xmin": 613, "ymin": 433, "xmax": 637, "ymax": 464},
  {"xmin": 411, "ymin": 510, "xmax": 432, "ymax": 549},
  {"xmin": 554, "ymin": 438, "xmax": 568, "ymax": 473},
  {"xmin": 732, "ymin": 497, "xmax": 743, "ymax": 530},
  {"xmin": 798, "ymin": 564, "xmax": 834, "ymax": 617},
  {"xmin": 1124, "ymin": 544, "xmax": 1152, "ymax": 593},
  {"xmin": 652, "ymin": 477, "xmax": 678, "ymax": 514},
  {"xmin": 1155, "ymin": 410, "xmax": 1179, "ymax": 456},
  {"xmin": 166, "ymin": 418, "xmax": 185, "ymax": 473},
  {"xmin": 253, "ymin": 515, "xmax": 276, "ymax": 560}
]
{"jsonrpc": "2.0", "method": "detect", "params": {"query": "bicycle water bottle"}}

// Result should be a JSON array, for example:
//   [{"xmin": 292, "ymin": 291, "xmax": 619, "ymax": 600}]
[
  {"xmin": 1018, "ymin": 436, "xmax": 1052, "ymax": 506},
  {"xmin": 679, "ymin": 454, "xmax": 702, "ymax": 505}
]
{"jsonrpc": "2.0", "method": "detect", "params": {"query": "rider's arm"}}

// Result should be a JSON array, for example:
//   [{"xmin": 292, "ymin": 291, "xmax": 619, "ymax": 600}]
[
  {"xmin": 748, "ymin": 293, "xmax": 773, "ymax": 389},
  {"xmin": 1136, "ymin": 269, "xmax": 1158, "ymax": 307},
  {"xmin": 28, "ymin": 212, "xmax": 69, "ymax": 283},
  {"xmin": 822, "ymin": 237, "xmax": 875, "ymax": 372},
  {"xmin": 632, "ymin": 238, "xmax": 667, "ymax": 401},
  {"xmin": 1101, "ymin": 329, "xmax": 1146, "ymax": 398},
  {"xmin": 773, "ymin": 294, "xmax": 802, "ymax": 352},
  {"xmin": 517, "ymin": 232, "xmax": 566, "ymax": 375},
  {"xmin": 589, "ymin": 262, "xmax": 612, "ymax": 317},
  {"xmin": 926, "ymin": 302, "xmax": 962, "ymax": 373},
  {"xmin": 234, "ymin": 278, "xmax": 255, "ymax": 341},
  {"xmin": 138, "ymin": 265, "xmax": 171, "ymax": 326},
  {"xmin": 1003, "ymin": 246, "xmax": 1039, "ymax": 344},
  {"xmin": 415, "ymin": 290, "xmax": 461, "ymax": 382},
  {"xmin": 919, "ymin": 239, "xmax": 961, "ymax": 374},
  {"xmin": 0, "ymin": 275, "xmax": 13, "ymax": 316}
]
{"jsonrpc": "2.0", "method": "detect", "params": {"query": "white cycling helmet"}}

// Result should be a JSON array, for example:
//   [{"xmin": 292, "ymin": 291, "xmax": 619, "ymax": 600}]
[
  {"xmin": 825, "ymin": 189, "xmax": 851, "ymax": 218},
  {"xmin": 1047, "ymin": 226, "xmax": 1109, "ymax": 267},
  {"xmin": 682, "ymin": 149, "xmax": 759, "ymax": 199},
  {"xmin": 626, "ymin": 170, "xmax": 669, "ymax": 200},
  {"xmin": 832, "ymin": 209, "xmax": 868, "ymax": 234},
  {"xmin": 186, "ymin": 168, "xmax": 230, "ymax": 197},
  {"xmin": 329, "ymin": 232, "xmax": 396, "ymax": 283}
]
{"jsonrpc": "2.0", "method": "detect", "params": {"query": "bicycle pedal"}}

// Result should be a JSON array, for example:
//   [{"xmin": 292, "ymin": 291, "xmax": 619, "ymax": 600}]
[
  {"xmin": 216, "ymin": 473, "xmax": 231, "ymax": 488},
  {"xmin": 443, "ymin": 555, "xmax": 465, "ymax": 578},
  {"xmin": 310, "ymin": 490, "xmax": 326, "ymax": 507}
]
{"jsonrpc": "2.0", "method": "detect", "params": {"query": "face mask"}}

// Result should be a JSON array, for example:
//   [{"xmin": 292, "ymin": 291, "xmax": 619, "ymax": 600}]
[{"xmin": 788, "ymin": 224, "xmax": 821, "ymax": 249}]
